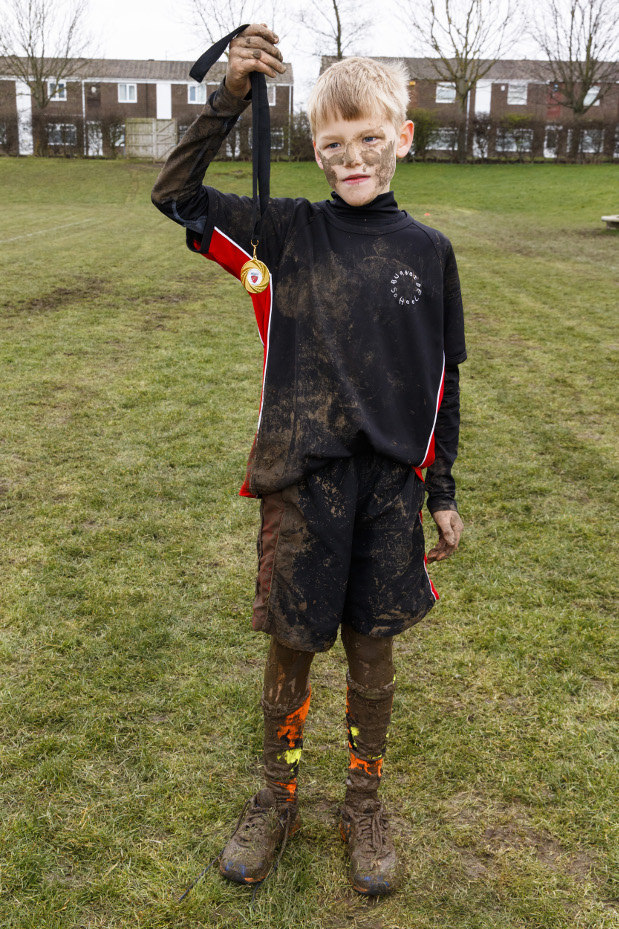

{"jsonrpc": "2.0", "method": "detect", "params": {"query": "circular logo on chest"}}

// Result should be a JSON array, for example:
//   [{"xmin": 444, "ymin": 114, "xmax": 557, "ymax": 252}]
[{"xmin": 390, "ymin": 269, "xmax": 422, "ymax": 306}]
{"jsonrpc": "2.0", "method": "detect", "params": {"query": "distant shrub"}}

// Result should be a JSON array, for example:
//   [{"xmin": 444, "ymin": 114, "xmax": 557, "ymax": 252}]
[
  {"xmin": 408, "ymin": 108, "xmax": 440, "ymax": 161},
  {"xmin": 289, "ymin": 111, "xmax": 314, "ymax": 161}
]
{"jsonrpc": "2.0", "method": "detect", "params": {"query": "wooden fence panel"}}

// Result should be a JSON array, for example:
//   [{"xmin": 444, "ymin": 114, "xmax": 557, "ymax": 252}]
[{"xmin": 125, "ymin": 118, "xmax": 177, "ymax": 160}]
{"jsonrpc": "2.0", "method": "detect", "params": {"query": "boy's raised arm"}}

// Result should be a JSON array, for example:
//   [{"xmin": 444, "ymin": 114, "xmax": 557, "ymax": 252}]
[{"xmin": 151, "ymin": 25, "xmax": 286, "ymax": 247}]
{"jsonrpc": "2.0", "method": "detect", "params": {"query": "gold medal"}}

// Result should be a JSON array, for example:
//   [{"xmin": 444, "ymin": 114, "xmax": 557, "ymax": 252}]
[{"xmin": 241, "ymin": 241, "xmax": 270, "ymax": 294}]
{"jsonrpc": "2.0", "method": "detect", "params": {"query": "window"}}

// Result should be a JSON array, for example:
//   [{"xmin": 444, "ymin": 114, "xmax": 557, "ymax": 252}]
[
  {"xmin": 47, "ymin": 122, "xmax": 77, "ymax": 146},
  {"xmin": 270, "ymin": 128, "xmax": 284, "ymax": 150},
  {"xmin": 568, "ymin": 127, "xmax": 604, "ymax": 154},
  {"xmin": 495, "ymin": 128, "xmax": 533, "ymax": 153},
  {"xmin": 544, "ymin": 126, "xmax": 560, "ymax": 157},
  {"xmin": 581, "ymin": 129, "xmax": 603, "ymax": 153},
  {"xmin": 429, "ymin": 127, "xmax": 458, "ymax": 150},
  {"xmin": 118, "ymin": 83, "xmax": 137, "ymax": 103},
  {"xmin": 583, "ymin": 86, "xmax": 601, "ymax": 107},
  {"xmin": 225, "ymin": 132, "xmax": 241, "ymax": 158},
  {"xmin": 188, "ymin": 84, "xmax": 207, "ymax": 104},
  {"xmin": 267, "ymin": 84, "xmax": 276, "ymax": 106},
  {"xmin": 86, "ymin": 121, "xmax": 103, "ymax": 157},
  {"xmin": 48, "ymin": 80, "xmax": 67, "ymax": 101},
  {"xmin": 435, "ymin": 82, "xmax": 456, "ymax": 104},
  {"xmin": 507, "ymin": 83, "xmax": 528, "ymax": 105}
]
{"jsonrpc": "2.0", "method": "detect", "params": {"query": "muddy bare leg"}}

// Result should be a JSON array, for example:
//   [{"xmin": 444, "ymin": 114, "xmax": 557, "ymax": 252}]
[
  {"xmin": 261, "ymin": 636, "xmax": 315, "ymax": 806},
  {"xmin": 340, "ymin": 623, "xmax": 398, "ymax": 894},
  {"xmin": 341, "ymin": 623, "xmax": 395, "ymax": 803}
]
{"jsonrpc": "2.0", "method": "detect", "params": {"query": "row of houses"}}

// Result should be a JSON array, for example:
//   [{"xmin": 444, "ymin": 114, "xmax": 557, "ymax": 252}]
[
  {"xmin": 0, "ymin": 58, "xmax": 293, "ymax": 158},
  {"xmin": 1, "ymin": 54, "xmax": 618, "ymax": 159}
]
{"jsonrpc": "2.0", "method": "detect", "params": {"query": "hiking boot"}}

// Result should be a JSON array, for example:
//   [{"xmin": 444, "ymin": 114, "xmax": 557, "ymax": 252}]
[
  {"xmin": 340, "ymin": 797, "xmax": 398, "ymax": 895},
  {"xmin": 219, "ymin": 788, "xmax": 301, "ymax": 885}
]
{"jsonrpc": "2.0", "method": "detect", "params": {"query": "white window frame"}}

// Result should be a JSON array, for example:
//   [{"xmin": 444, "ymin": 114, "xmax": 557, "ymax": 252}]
[
  {"xmin": 47, "ymin": 122, "xmax": 77, "ymax": 146},
  {"xmin": 435, "ymin": 82, "xmax": 456, "ymax": 104},
  {"xmin": 507, "ymin": 82, "xmax": 528, "ymax": 105},
  {"xmin": 270, "ymin": 128, "xmax": 284, "ymax": 150},
  {"xmin": 429, "ymin": 127, "xmax": 458, "ymax": 150},
  {"xmin": 118, "ymin": 83, "xmax": 137, "ymax": 103},
  {"xmin": 188, "ymin": 84, "xmax": 207, "ymax": 105},
  {"xmin": 225, "ymin": 132, "xmax": 241, "ymax": 158},
  {"xmin": 571, "ymin": 127, "xmax": 604, "ymax": 154},
  {"xmin": 48, "ymin": 80, "xmax": 67, "ymax": 101},
  {"xmin": 267, "ymin": 84, "xmax": 276, "ymax": 106},
  {"xmin": 544, "ymin": 125, "xmax": 561, "ymax": 158},
  {"xmin": 583, "ymin": 85, "xmax": 601, "ymax": 107},
  {"xmin": 495, "ymin": 128, "xmax": 533, "ymax": 153},
  {"xmin": 86, "ymin": 120, "xmax": 103, "ymax": 157}
]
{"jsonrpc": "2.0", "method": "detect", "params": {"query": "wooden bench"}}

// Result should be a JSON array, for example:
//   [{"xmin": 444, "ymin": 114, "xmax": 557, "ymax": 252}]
[{"xmin": 601, "ymin": 215, "xmax": 619, "ymax": 230}]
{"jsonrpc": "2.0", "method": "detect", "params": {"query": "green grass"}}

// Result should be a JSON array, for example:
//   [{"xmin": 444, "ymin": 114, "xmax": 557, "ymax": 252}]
[{"xmin": 0, "ymin": 157, "xmax": 617, "ymax": 929}]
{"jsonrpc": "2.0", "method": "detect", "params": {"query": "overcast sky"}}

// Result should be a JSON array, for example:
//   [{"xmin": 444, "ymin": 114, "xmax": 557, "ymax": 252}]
[{"xmin": 87, "ymin": 0, "xmax": 539, "ymax": 108}]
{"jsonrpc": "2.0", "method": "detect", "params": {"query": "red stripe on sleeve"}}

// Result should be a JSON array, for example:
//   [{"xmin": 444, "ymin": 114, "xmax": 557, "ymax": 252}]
[
  {"xmin": 418, "ymin": 364, "xmax": 446, "ymax": 470},
  {"xmin": 193, "ymin": 228, "xmax": 273, "ymax": 499}
]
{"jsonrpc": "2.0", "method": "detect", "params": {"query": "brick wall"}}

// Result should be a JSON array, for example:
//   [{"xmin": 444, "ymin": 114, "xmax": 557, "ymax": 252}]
[{"xmin": 0, "ymin": 79, "xmax": 18, "ymax": 154}]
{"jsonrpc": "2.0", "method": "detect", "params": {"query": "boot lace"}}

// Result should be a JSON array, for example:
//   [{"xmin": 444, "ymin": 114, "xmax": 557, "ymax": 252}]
[{"xmin": 351, "ymin": 801, "xmax": 390, "ymax": 854}]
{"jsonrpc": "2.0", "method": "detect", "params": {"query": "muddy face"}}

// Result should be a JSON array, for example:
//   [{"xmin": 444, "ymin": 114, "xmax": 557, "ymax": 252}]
[
  {"xmin": 314, "ymin": 113, "xmax": 400, "ymax": 206},
  {"xmin": 317, "ymin": 147, "xmax": 344, "ymax": 189},
  {"xmin": 366, "ymin": 139, "xmax": 396, "ymax": 189}
]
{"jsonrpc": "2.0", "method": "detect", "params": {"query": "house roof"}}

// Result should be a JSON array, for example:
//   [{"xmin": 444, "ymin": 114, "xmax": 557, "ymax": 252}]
[
  {"xmin": 0, "ymin": 56, "xmax": 293, "ymax": 84},
  {"xmin": 320, "ymin": 55, "xmax": 618, "ymax": 83}
]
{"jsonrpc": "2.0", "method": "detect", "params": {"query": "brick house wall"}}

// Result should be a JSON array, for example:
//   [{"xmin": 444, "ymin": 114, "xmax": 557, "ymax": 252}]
[
  {"xmin": 0, "ymin": 78, "xmax": 19, "ymax": 154},
  {"xmin": 320, "ymin": 56, "xmax": 619, "ymax": 160},
  {"xmin": 0, "ymin": 57, "xmax": 293, "ymax": 157}
]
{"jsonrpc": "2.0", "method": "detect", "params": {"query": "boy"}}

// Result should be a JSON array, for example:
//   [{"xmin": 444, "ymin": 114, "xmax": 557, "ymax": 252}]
[{"xmin": 152, "ymin": 24, "xmax": 465, "ymax": 896}]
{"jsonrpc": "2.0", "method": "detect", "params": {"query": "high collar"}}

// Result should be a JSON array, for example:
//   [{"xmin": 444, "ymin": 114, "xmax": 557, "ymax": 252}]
[{"xmin": 326, "ymin": 190, "xmax": 403, "ymax": 225}]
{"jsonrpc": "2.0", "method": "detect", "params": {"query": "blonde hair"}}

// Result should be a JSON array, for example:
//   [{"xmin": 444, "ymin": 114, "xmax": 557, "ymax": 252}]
[{"xmin": 307, "ymin": 57, "xmax": 410, "ymax": 137}]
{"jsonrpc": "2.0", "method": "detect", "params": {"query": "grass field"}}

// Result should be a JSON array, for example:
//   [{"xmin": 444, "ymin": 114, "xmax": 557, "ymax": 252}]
[{"xmin": 0, "ymin": 157, "xmax": 617, "ymax": 929}]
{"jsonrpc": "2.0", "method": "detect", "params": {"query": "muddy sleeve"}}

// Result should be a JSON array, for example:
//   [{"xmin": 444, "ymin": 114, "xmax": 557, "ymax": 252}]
[
  {"xmin": 425, "ymin": 364, "xmax": 461, "ymax": 514},
  {"xmin": 151, "ymin": 79, "xmax": 249, "ymax": 233},
  {"xmin": 151, "ymin": 79, "xmax": 296, "ymax": 266},
  {"xmin": 425, "ymin": 239, "xmax": 466, "ymax": 513},
  {"xmin": 442, "ymin": 243, "xmax": 467, "ymax": 366}
]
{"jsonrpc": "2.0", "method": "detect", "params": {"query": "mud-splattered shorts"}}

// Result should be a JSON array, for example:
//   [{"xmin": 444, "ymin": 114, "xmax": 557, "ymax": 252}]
[{"xmin": 251, "ymin": 452, "xmax": 438, "ymax": 652}]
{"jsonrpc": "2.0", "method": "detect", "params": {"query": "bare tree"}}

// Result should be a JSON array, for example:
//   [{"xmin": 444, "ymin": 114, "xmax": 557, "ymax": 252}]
[
  {"xmin": 0, "ymin": 0, "xmax": 93, "ymax": 109},
  {"xmin": 297, "ymin": 0, "xmax": 370, "ymax": 60},
  {"xmin": 531, "ymin": 0, "xmax": 619, "ymax": 158},
  {"xmin": 186, "ymin": 0, "xmax": 283, "ymax": 54},
  {"xmin": 399, "ymin": 0, "xmax": 521, "ymax": 161}
]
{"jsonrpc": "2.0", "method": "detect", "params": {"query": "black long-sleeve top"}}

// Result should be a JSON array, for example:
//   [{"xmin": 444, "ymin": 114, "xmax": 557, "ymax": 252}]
[{"xmin": 152, "ymin": 81, "xmax": 466, "ymax": 511}]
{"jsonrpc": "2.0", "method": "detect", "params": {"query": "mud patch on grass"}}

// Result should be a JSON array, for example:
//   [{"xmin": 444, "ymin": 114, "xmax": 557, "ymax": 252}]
[
  {"xmin": 5, "ymin": 278, "xmax": 108, "ymax": 315},
  {"xmin": 143, "ymin": 291, "xmax": 193, "ymax": 306},
  {"xmin": 443, "ymin": 792, "xmax": 598, "ymax": 885},
  {"xmin": 482, "ymin": 823, "xmax": 596, "ymax": 881},
  {"xmin": 311, "ymin": 797, "xmax": 340, "ymax": 825},
  {"xmin": 141, "ymin": 311, "xmax": 170, "ymax": 331}
]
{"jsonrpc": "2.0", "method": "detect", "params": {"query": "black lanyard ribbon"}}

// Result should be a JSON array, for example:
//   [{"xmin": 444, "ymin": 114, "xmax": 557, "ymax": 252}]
[{"xmin": 190, "ymin": 25, "xmax": 271, "ymax": 243}]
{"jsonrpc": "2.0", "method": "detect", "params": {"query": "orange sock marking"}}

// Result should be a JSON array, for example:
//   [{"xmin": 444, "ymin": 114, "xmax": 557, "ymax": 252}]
[
  {"xmin": 274, "ymin": 780, "xmax": 297, "ymax": 802},
  {"xmin": 348, "ymin": 753, "xmax": 383, "ymax": 778},
  {"xmin": 277, "ymin": 689, "xmax": 311, "ymax": 746}
]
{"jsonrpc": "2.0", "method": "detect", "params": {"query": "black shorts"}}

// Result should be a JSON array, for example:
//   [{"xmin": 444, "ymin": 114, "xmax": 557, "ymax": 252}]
[{"xmin": 251, "ymin": 453, "xmax": 438, "ymax": 652}]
